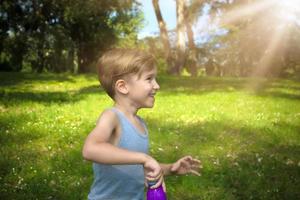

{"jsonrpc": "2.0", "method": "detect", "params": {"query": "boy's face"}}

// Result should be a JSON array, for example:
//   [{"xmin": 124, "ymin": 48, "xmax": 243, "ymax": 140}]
[{"xmin": 126, "ymin": 68, "xmax": 160, "ymax": 108}]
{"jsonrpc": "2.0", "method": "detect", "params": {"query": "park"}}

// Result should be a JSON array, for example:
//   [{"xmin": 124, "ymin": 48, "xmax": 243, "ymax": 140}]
[{"xmin": 1, "ymin": 0, "xmax": 300, "ymax": 199}]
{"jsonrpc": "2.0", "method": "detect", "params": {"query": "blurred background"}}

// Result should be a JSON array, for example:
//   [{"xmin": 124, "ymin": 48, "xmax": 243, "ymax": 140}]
[{"xmin": 1, "ymin": 0, "xmax": 299, "ymax": 78}]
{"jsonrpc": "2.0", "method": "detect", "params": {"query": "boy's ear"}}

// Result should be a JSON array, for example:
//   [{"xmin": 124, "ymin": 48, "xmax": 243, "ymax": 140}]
[{"xmin": 115, "ymin": 79, "xmax": 129, "ymax": 95}]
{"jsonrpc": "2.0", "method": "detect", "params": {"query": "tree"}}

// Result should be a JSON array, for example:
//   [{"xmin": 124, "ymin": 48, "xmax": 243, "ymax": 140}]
[
  {"xmin": 59, "ymin": 0, "xmax": 141, "ymax": 73},
  {"xmin": 0, "ymin": 0, "xmax": 142, "ymax": 73},
  {"xmin": 171, "ymin": 0, "xmax": 186, "ymax": 75},
  {"xmin": 152, "ymin": 0, "xmax": 173, "ymax": 72},
  {"xmin": 183, "ymin": 1, "xmax": 203, "ymax": 76},
  {"xmin": 0, "ymin": 0, "xmax": 29, "ymax": 71},
  {"xmin": 152, "ymin": 0, "xmax": 208, "ymax": 76}
]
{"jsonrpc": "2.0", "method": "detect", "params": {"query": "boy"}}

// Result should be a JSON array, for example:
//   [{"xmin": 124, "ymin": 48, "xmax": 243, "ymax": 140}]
[{"xmin": 82, "ymin": 49, "xmax": 201, "ymax": 200}]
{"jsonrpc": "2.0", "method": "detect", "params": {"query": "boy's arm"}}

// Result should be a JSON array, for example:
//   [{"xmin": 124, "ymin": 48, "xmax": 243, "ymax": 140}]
[
  {"xmin": 160, "ymin": 156, "xmax": 202, "ymax": 176},
  {"xmin": 159, "ymin": 163, "xmax": 173, "ymax": 176},
  {"xmin": 82, "ymin": 110, "xmax": 145, "ymax": 164},
  {"xmin": 82, "ymin": 110, "xmax": 162, "ymax": 179}
]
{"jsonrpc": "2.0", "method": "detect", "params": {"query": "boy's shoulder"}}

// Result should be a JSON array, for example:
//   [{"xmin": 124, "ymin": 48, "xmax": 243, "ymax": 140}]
[{"xmin": 97, "ymin": 108, "xmax": 119, "ymax": 125}]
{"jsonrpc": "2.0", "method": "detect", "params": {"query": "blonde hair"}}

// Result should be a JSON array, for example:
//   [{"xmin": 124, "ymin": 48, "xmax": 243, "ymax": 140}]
[{"xmin": 97, "ymin": 49, "xmax": 156, "ymax": 99}]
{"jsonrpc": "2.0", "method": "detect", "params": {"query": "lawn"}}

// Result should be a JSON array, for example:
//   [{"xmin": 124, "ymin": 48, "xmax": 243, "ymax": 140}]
[{"xmin": 0, "ymin": 72, "xmax": 299, "ymax": 200}]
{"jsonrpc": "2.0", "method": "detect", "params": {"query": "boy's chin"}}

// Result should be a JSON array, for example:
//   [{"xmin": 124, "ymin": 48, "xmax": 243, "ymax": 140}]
[
  {"xmin": 139, "ymin": 99, "xmax": 155, "ymax": 108},
  {"xmin": 142, "ymin": 105, "xmax": 154, "ymax": 108},
  {"xmin": 142, "ymin": 102, "xmax": 155, "ymax": 108}
]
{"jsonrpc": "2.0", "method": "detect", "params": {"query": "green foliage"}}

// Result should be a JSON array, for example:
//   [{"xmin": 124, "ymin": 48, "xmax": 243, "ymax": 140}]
[
  {"xmin": 114, "ymin": 10, "xmax": 144, "ymax": 48},
  {"xmin": 0, "ymin": 72, "xmax": 300, "ymax": 199},
  {"xmin": 0, "ymin": 0, "xmax": 142, "ymax": 73}
]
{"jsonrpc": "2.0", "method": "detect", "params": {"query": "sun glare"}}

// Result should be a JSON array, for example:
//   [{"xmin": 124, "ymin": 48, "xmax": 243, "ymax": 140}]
[
  {"xmin": 273, "ymin": 0, "xmax": 300, "ymax": 23},
  {"xmin": 219, "ymin": 0, "xmax": 273, "ymax": 25},
  {"xmin": 215, "ymin": 0, "xmax": 300, "ymax": 84},
  {"xmin": 219, "ymin": 0, "xmax": 300, "ymax": 25},
  {"xmin": 277, "ymin": 0, "xmax": 300, "ymax": 12}
]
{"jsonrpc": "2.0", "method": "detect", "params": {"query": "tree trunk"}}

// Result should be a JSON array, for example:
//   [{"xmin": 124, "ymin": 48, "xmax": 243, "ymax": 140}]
[
  {"xmin": 36, "ymin": 49, "xmax": 44, "ymax": 73},
  {"xmin": 77, "ymin": 43, "xmax": 90, "ymax": 73},
  {"xmin": 152, "ymin": 0, "xmax": 173, "ymax": 71},
  {"xmin": 172, "ymin": 0, "xmax": 186, "ymax": 75},
  {"xmin": 68, "ymin": 46, "xmax": 76, "ymax": 73},
  {"xmin": 184, "ymin": 3, "xmax": 197, "ymax": 77},
  {"xmin": 36, "ymin": 36, "xmax": 45, "ymax": 73}
]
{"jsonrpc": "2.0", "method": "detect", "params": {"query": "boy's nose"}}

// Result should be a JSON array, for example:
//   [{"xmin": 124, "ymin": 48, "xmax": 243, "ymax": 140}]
[{"xmin": 154, "ymin": 80, "xmax": 160, "ymax": 90}]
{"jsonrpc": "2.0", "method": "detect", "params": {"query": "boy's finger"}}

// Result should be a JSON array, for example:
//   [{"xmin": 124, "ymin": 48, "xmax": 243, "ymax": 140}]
[
  {"xmin": 183, "ymin": 156, "xmax": 193, "ymax": 162},
  {"xmin": 181, "ymin": 160, "xmax": 192, "ymax": 169},
  {"xmin": 191, "ymin": 162, "xmax": 203, "ymax": 170},
  {"xmin": 190, "ymin": 169, "xmax": 201, "ymax": 176},
  {"xmin": 162, "ymin": 181, "xmax": 167, "ymax": 193},
  {"xmin": 150, "ymin": 176, "xmax": 163, "ymax": 189},
  {"xmin": 192, "ymin": 159, "xmax": 202, "ymax": 165},
  {"xmin": 146, "ymin": 168, "xmax": 162, "ymax": 177},
  {"xmin": 146, "ymin": 170, "xmax": 162, "ymax": 181}
]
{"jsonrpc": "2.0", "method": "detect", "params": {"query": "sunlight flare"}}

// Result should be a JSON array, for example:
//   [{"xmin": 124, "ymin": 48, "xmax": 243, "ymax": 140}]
[
  {"xmin": 252, "ymin": 25, "xmax": 287, "ymax": 77},
  {"xmin": 217, "ymin": 0, "xmax": 299, "ymax": 82},
  {"xmin": 219, "ymin": 0, "xmax": 273, "ymax": 25},
  {"xmin": 219, "ymin": 0, "xmax": 300, "ymax": 25},
  {"xmin": 276, "ymin": 0, "xmax": 300, "ymax": 12}
]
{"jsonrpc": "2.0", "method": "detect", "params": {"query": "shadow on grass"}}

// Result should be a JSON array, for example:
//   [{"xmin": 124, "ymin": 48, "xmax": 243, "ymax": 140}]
[
  {"xmin": 158, "ymin": 76, "xmax": 246, "ymax": 92},
  {"xmin": 0, "ymin": 84, "xmax": 105, "ymax": 105},
  {"xmin": 157, "ymin": 76, "xmax": 300, "ymax": 100},
  {"xmin": 255, "ymin": 90, "xmax": 300, "ymax": 100},
  {"xmin": 1, "ymin": 73, "xmax": 299, "ymax": 105},
  {"xmin": 0, "ymin": 72, "xmax": 77, "ymax": 87},
  {"xmin": 0, "ymin": 72, "xmax": 104, "ymax": 104},
  {"xmin": 78, "ymin": 84, "xmax": 102, "ymax": 94},
  {"xmin": 0, "ymin": 91, "xmax": 81, "ymax": 104}
]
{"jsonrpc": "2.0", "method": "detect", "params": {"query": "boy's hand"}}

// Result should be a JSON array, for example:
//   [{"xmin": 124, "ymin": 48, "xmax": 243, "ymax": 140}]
[
  {"xmin": 145, "ymin": 178, "xmax": 167, "ymax": 192},
  {"xmin": 143, "ymin": 156, "xmax": 163, "ymax": 189},
  {"xmin": 170, "ymin": 156, "xmax": 202, "ymax": 176}
]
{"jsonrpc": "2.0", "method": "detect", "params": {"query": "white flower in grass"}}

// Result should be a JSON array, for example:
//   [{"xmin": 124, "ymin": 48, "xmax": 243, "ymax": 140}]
[
  {"xmin": 286, "ymin": 159, "xmax": 294, "ymax": 165},
  {"xmin": 213, "ymin": 158, "xmax": 220, "ymax": 166},
  {"xmin": 256, "ymin": 172, "xmax": 261, "ymax": 177},
  {"xmin": 255, "ymin": 153, "xmax": 263, "ymax": 163},
  {"xmin": 50, "ymin": 180, "xmax": 56, "ymax": 186},
  {"xmin": 158, "ymin": 147, "xmax": 164, "ymax": 152}
]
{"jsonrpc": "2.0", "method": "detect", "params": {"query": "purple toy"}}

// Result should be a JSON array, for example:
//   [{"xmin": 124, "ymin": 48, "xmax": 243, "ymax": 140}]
[{"xmin": 147, "ymin": 182, "xmax": 167, "ymax": 200}]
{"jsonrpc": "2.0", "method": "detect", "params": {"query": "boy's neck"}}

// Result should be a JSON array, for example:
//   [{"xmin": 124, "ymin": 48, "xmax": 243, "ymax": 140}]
[{"xmin": 114, "ymin": 102, "xmax": 139, "ymax": 117}]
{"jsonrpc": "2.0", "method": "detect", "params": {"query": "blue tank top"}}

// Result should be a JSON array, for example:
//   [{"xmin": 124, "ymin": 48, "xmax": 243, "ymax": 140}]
[{"xmin": 88, "ymin": 108, "xmax": 149, "ymax": 200}]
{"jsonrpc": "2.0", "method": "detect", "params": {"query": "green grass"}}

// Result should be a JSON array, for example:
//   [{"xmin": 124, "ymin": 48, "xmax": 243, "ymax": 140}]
[{"xmin": 1, "ymin": 72, "xmax": 299, "ymax": 200}]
